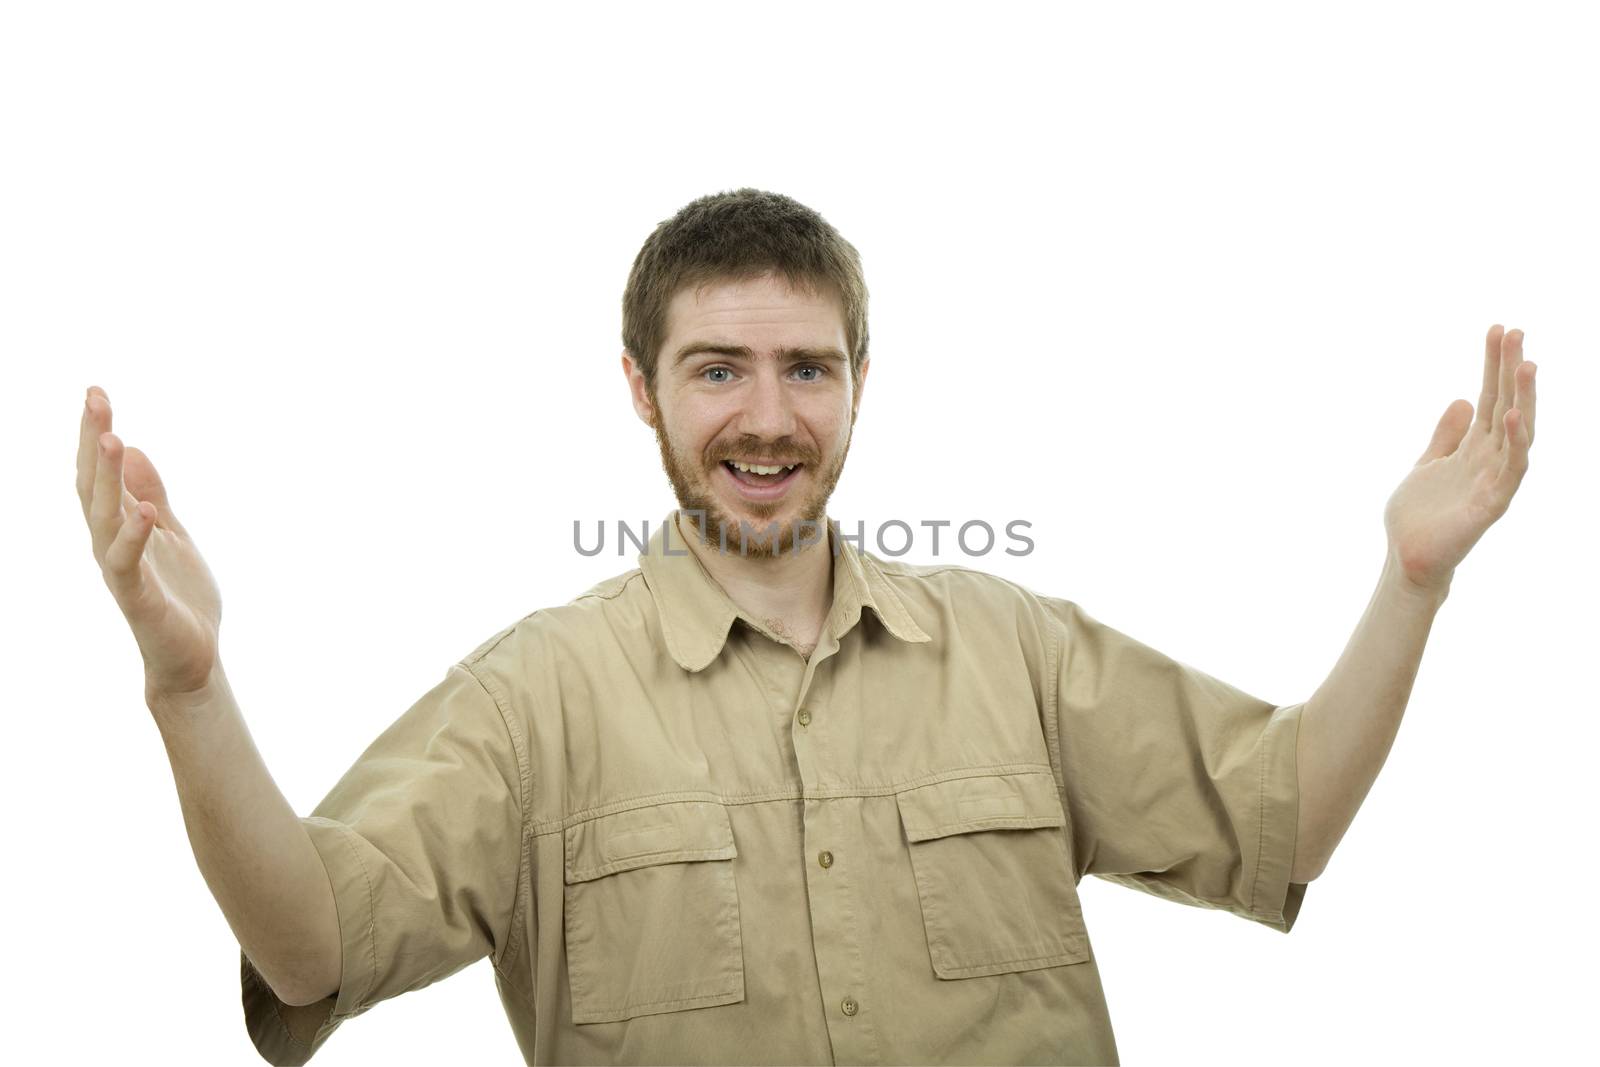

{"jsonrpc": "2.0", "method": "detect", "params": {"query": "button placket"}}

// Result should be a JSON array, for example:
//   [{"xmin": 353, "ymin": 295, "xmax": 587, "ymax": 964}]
[{"xmin": 793, "ymin": 652, "xmax": 881, "ymax": 1060}]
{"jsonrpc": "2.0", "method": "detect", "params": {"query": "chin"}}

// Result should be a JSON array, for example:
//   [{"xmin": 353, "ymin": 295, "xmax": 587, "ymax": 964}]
[{"xmin": 695, "ymin": 498, "xmax": 826, "ymax": 557}]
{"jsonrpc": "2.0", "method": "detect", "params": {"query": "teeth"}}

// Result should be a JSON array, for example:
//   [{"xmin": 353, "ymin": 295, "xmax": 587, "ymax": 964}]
[{"xmin": 730, "ymin": 461, "xmax": 796, "ymax": 475}]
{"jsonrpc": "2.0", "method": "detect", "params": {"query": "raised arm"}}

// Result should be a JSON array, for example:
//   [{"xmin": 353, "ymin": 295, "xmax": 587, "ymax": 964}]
[
  {"xmin": 1293, "ymin": 324, "xmax": 1537, "ymax": 880},
  {"xmin": 76, "ymin": 386, "xmax": 341, "ymax": 1006}
]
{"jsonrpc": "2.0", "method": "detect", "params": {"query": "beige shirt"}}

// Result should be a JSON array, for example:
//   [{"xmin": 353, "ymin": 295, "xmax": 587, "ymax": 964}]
[{"xmin": 242, "ymin": 510, "xmax": 1307, "ymax": 1066}]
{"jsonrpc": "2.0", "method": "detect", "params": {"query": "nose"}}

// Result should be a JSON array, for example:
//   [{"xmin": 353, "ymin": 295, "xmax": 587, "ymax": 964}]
[{"xmin": 737, "ymin": 364, "xmax": 797, "ymax": 440}]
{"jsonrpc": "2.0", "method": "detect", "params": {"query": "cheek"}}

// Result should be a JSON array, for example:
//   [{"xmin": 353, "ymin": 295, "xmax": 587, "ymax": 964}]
[
  {"xmin": 662, "ymin": 406, "xmax": 724, "ymax": 458},
  {"xmin": 800, "ymin": 400, "xmax": 852, "ymax": 442},
  {"xmin": 674, "ymin": 389, "xmax": 728, "ymax": 422}
]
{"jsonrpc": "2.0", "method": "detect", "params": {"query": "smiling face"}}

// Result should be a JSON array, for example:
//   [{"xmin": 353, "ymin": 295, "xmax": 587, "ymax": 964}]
[{"xmin": 623, "ymin": 271, "xmax": 867, "ymax": 558}]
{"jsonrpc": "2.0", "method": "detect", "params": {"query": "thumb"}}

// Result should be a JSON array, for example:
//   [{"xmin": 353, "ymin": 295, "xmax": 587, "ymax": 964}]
[
  {"xmin": 122, "ymin": 446, "xmax": 191, "ymax": 538},
  {"xmin": 1415, "ymin": 399, "xmax": 1473, "ymax": 466}
]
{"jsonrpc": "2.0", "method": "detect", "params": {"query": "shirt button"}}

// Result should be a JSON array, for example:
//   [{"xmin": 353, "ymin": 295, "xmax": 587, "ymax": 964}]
[
  {"xmin": 797, "ymin": 708, "xmax": 812, "ymax": 727},
  {"xmin": 818, "ymin": 850, "xmax": 834, "ymax": 869},
  {"xmin": 841, "ymin": 996, "xmax": 859, "ymax": 1017}
]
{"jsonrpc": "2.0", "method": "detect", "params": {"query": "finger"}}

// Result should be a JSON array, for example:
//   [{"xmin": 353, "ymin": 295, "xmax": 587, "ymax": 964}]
[
  {"xmin": 76, "ymin": 387, "xmax": 112, "ymax": 519},
  {"xmin": 1416, "ymin": 399, "xmax": 1472, "ymax": 465},
  {"xmin": 102, "ymin": 497, "xmax": 158, "ymax": 606},
  {"xmin": 1473, "ymin": 325, "xmax": 1504, "ymax": 435},
  {"xmin": 1491, "ymin": 407, "xmax": 1531, "ymax": 507},
  {"xmin": 89, "ymin": 429, "xmax": 128, "ymax": 559},
  {"xmin": 1491, "ymin": 328, "xmax": 1524, "ymax": 445},
  {"xmin": 1515, "ymin": 360, "xmax": 1536, "ymax": 447},
  {"xmin": 122, "ymin": 444, "xmax": 191, "ymax": 538}
]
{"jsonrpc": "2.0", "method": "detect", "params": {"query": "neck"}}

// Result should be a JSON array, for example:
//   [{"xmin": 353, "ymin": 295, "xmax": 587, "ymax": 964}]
[{"xmin": 677, "ymin": 512, "xmax": 835, "ymax": 656}]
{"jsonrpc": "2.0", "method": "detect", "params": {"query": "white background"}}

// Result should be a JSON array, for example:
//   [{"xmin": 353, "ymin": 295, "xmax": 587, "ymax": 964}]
[{"xmin": 5, "ymin": 1, "xmax": 1595, "ymax": 1063}]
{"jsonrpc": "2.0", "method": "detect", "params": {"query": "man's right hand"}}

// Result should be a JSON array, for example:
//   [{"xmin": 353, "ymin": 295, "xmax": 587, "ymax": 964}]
[{"xmin": 77, "ymin": 386, "xmax": 224, "ymax": 705}]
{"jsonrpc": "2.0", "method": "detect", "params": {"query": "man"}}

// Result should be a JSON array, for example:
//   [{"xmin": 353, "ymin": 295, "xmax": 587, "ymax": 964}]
[{"xmin": 77, "ymin": 188, "xmax": 1538, "ymax": 1065}]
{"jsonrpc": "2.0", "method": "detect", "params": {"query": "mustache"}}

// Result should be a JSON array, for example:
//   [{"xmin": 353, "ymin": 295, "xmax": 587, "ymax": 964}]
[{"xmin": 709, "ymin": 439, "xmax": 819, "ymax": 467}]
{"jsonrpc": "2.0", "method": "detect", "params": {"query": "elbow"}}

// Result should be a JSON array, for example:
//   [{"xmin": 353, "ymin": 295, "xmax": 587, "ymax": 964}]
[
  {"xmin": 275, "ymin": 978, "xmax": 339, "ymax": 1008},
  {"xmin": 252, "ymin": 951, "xmax": 341, "ymax": 1007},
  {"xmin": 1290, "ymin": 848, "xmax": 1329, "ymax": 884}
]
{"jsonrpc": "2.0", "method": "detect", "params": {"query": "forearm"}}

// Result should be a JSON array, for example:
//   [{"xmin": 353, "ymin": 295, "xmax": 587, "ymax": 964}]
[
  {"xmin": 149, "ymin": 663, "xmax": 342, "ymax": 1006},
  {"xmin": 1291, "ymin": 551, "xmax": 1449, "ymax": 882}
]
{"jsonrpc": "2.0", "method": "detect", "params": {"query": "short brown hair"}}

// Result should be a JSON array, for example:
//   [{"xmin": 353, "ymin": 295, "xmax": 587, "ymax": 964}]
[{"xmin": 621, "ymin": 188, "xmax": 869, "ymax": 394}]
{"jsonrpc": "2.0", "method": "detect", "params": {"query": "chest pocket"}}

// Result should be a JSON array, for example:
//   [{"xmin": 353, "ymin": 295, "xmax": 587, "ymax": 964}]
[
  {"xmin": 562, "ymin": 800, "xmax": 746, "ymax": 1023},
  {"xmin": 896, "ymin": 770, "xmax": 1091, "ymax": 979}
]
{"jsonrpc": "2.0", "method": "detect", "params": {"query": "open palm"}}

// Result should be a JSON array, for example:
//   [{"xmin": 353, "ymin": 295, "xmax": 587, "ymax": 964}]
[
  {"xmin": 77, "ymin": 387, "xmax": 223, "ymax": 700},
  {"xmin": 1383, "ymin": 325, "xmax": 1537, "ymax": 594}
]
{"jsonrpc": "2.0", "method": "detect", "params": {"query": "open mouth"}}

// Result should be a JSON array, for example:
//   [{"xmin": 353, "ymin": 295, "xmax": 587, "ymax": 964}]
[{"xmin": 720, "ymin": 459, "xmax": 803, "ymax": 498}]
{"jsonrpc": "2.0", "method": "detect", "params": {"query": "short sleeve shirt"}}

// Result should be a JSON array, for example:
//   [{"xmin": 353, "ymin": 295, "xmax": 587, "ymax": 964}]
[{"xmin": 241, "ymin": 509, "xmax": 1306, "ymax": 1065}]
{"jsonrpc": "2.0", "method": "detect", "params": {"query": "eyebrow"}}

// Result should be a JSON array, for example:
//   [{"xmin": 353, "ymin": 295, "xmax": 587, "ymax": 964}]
[{"xmin": 670, "ymin": 341, "xmax": 849, "ymax": 368}]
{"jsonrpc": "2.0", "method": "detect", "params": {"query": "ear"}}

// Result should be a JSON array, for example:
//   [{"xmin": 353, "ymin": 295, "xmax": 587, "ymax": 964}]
[
  {"xmin": 852, "ymin": 357, "xmax": 870, "ymax": 421},
  {"xmin": 621, "ymin": 350, "xmax": 658, "ymax": 427}
]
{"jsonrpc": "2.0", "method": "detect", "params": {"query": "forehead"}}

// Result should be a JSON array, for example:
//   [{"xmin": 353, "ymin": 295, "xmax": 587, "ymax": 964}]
[{"xmin": 663, "ymin": 273, "xmax": 846, "ymax": 346}]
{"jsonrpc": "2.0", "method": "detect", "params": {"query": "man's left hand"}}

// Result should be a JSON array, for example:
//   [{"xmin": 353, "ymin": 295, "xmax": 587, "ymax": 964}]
[{"xmin": 1382, "ymin": 324, "xmax": 1537, "ymax": 596}]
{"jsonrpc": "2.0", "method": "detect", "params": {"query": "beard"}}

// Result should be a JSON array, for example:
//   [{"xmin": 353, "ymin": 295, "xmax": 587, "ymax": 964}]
[{"xmin": 651, "ymin": 410, "xmax": 853, "ymax": 560}]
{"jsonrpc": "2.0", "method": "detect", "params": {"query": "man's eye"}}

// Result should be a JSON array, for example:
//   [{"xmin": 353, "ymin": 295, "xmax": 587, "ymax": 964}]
[
  {"xmin": 703, "ymin": 367, "xmax": 732, "ymax": 383},
  {"xmin": 793, "ymin": 364, "xmax": 824, "ymax": 382}
]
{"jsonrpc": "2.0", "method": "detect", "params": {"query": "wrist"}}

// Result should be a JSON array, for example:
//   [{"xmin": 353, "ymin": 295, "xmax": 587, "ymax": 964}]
[
  {"xmin": 1380, "ymin": 549, "xmax": 1452, "ymax": 611},
  {"xmin": 146, "ymin": 662, "xmax": 232, "ymax": 728}
]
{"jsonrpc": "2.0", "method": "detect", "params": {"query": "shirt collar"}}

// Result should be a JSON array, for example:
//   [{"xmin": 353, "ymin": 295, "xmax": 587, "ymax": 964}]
[{"xmin": 637, "ymin": 509, "xmax": 931, "ymax": 672}]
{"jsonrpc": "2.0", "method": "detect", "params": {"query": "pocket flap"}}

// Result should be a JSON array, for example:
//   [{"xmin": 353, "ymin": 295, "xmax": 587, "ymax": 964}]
[
  {"xmin": 896, "ymin": 771, "xmax": 1065, "ymax": 843},
  {"xmin": 565, "ymin": 801, "xmax": 737, "ymax": 884}
]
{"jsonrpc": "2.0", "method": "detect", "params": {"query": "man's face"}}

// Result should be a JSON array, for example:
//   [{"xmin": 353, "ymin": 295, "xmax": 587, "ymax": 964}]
[{"xmin": 623, "ymin": 271, "xmax": 867, "ymax": 558}]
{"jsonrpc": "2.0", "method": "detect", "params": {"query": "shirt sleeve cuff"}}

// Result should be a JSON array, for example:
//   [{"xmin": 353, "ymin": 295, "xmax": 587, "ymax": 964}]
[
  {"xmin": 239, "ymin": 817, "xmax": 377, "ymax": 1064},
  {"xmin": 1247, "ymin": 700, "xmax": 1309, "ymax": 933}
]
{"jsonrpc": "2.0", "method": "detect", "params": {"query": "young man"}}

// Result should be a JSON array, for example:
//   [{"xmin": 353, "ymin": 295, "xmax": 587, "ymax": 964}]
[{"xmin": 78, "ymin": 188, "xmax": 1537, "ymax": 1065}]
